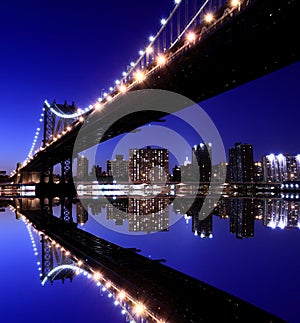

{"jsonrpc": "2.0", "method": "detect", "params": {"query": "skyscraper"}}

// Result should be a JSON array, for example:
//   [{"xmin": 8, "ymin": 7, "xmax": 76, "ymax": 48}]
[
  {"xmin": 192, "ymin": 143, "xmax": 212, "ymax": 182},
  {"xmin": 262, "ymin": 153, "xmax": 300, "ymax": 182},
  {"xmin": 229, "ymin": 142, "xmax": 254, "ymax": 182},
  {"xmin": 107, "ymin": 154, "xmax": 129, "ymax": 182},
  {"xmin": 77, "ymin": 155, "xmax": 89, "ymax": 180},
  {"xmin": 129, "ymin": 146, "xmax": 169, "ymax": 183}
]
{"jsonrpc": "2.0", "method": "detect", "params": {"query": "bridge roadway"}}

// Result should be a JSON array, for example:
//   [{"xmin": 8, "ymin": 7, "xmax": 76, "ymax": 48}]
[
  {"xmin": 20, "ymin": 208, "xmax": 284, "ymax": 322},
  {"xmin": 17, "ymin": 0, "xmax": 300, "ymax": 174}
]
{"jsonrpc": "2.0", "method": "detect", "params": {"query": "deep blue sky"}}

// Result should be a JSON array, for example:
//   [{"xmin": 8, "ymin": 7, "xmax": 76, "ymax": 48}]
[{"xmin": 0, "ymin": 0, "xmax": 299, "ymax": 173}]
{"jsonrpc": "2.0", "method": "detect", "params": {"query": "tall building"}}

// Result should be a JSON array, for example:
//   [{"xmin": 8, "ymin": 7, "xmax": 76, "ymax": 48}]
[
  {"xmin": 107, "ymin": 154, "xmax": 129, "ymax": 182},
  {"xmin": 76, "ymin": 202, "xmax": 88, "ymax": 225},
  {"xmin": 77, "ymin": 155, "xmax": 89, "ymax": 180},
  {"xmin": 129, "ymin": 146, "xmax": 169, "ymax": 183},
  {"xmin": 128, "ymin": 198, "xmax": 170, "ymax": 233},
  {"xmin": 253, "ymin": 161, "xmax": 263, "ymax": 182},
  {"xmin": 262, "ymin": 153, "xmax": 300, "ymax": 182},
  {"xmin": 229, "ymin": 142, "xmax": 254, "ymax": 182},
  {"xmin": 192, "ymin": 143, "xmax": 212, "ymax": 182},
  {"xmin": 230, "ymin": 198, "xmax": 255, "ymax": 239}
]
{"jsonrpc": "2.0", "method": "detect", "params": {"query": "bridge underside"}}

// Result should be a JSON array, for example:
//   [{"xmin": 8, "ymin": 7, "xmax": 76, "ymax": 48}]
[
  {"xmin": 16, "ymin": 0, "xmax": 300, "ymax": 174},
  {"xmin": 20, "ymin": 207, "xmax": 283, "ymax": 322}
]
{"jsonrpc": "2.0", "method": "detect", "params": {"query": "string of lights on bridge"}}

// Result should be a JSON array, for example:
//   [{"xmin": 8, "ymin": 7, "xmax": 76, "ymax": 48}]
[
  {"xmin": 10, "ymin": 204, "xmax": 167, "ymax": 323},
  {"xmin": 12, "ymin": 0, "xmax": 243, "ymax": 177}
]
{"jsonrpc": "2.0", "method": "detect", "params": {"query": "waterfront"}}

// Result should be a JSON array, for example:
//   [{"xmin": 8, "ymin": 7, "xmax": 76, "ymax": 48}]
[{"xmin": 1, "ymin": 193, "xmax": 299, "ymax": 322}]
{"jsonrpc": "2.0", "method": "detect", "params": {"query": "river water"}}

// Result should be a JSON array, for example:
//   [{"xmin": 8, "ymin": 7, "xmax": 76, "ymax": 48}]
[{"xmin": 0, "ymin": 193, "xmax": 299, "ymax": 322}]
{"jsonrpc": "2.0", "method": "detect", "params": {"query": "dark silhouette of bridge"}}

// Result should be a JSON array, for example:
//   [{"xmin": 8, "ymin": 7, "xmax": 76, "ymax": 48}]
[
  {"xmin": 6, "ymin": 0, "xmax": 299, "ymax": 321},
  {"xmin": 10, "ymin": 0, "xmax": 299, "ymax": 190},
  {"xmin": 11, "ymin": 196, "xmax": 285, "ymax": 323}
]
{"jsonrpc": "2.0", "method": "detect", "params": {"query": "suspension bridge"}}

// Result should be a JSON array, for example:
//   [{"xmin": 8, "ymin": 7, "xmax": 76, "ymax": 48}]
[
  {"xmin": 4, "ymin": 1, "xmax": 299, "ymax": 320},
  {"xmin": 7, "ymin": 197, "xmax": 284, "ymax": 322},
  {"xmin": 8, "ymin": 0, "xmax": 299, "ymax": 189}
]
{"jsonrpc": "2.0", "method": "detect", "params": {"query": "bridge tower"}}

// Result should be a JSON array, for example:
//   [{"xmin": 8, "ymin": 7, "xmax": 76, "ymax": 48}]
[
  {"xmin": 41, "ymin": 235, "xmax": 75, "ymax": 284},
  {"xmin": 41, "ymin": 100, "xmax": 77, "ymax": 189}
]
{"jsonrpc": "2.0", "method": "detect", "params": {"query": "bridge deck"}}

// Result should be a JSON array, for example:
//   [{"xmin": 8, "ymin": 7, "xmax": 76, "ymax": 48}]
[{"xmin": 21, "ymin": 209, "xmax": 284, "ymax": 322}]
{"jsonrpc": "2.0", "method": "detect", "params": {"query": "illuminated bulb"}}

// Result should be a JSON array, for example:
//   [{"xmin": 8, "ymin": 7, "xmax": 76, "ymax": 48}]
[
  {"xmin": 149, "ymin": 35, "xmax": 155, "ymax": 42},
  {"xmin": 139, "ymin": 50, "xmax": 144, "ymax": 56},
  {"xmin": 106, "ymin": 95, "xmax": 112, "ymax": 102},
  {"xmin": 67, "ymin": 126, "xmax": 71, "ymax": 131},
  {"xmin": 93, "ymin": 272, "xmax": 102, "ymax": 280},
  {"xmin": 231, "ymin": 0, "xmax": 241, "ymax": 7},
  {"xmin": 134, "ymin": 303, "xmax": 145, "ymax": 316},
  {"xmin": 118, "ymin": 84, "xmax": 127, "ymax": 93},
  {"xmin": 122, "ymin": 71, "xmax": 127, "ymax": 77},
  {"xmin": 130, "ymin": 61, "xmax": 135, "ymax": 67},
  {"xmin": 77, "ymin": 260, "xmax": 83, "ymax": 266},
  {"xmin": 161, "ymin": 18, "xmax": 167, "ymax": 25},
  {"xmin": 175, "ymin": 0, "xmax": 181, "ymax": 4},
  {"xmin": 157, "ymin": 54, "xmax": 167, "ymax": 66},
  {"xmin": 204, "ymin": 13, "xmax": 214, "ymax": 23},
  {"xmin": 134, "ymin": 70, "xmax": 145, "ymax": 82},
  {"xmin": 65, "ymin": 251, "xmax": 70, "ymax": 256},
  {"xmin": 105, "ymin": 282, "xmax": 111, "ymax": 288},
  {"xmin": 79, "ymin": 116, "xmax": 84, "ymax": 122},
  {"xmin": 146, "ymin": 46, "xmax": 153, "ymax": 54},
  {"xmin": 115, "ymin": 79, "xmax": 120, "ymax": 85},
  {"xmin": 186, "ymin": 31, "xmax": 196, "ymax": 43},
  {"xmin": 94, "ymin": 102, "xmax": 102, "ymax": 110},
  {"xmin": 118, "ymin": 291, "xmax": 125, "ymax": 300}
]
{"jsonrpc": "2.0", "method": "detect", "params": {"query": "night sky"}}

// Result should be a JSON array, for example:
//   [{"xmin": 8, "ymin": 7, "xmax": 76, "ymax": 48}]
[{"xmin": 0, "ymin": 0, "xmax": 299, "ymax": 172}]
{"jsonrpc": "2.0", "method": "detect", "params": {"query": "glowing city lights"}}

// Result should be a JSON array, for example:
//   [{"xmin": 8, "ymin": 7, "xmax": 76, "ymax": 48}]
[
  {"xmin": 134, "ymin": 303, "xmax": 145, "ymax": 316},
  {"xmin": 186, "ymin": 31, "xmax": 196, "ymax": 43},
  {"xmin": 157, "ymin": 54, "xmax": 167, "ymax": 66},
  {"xmin": 204, "ymin": 13, "xmax": 214, "ymax": 23},
  {"xmin": 118, "ymin": 84, "xmax": 127, "ymax": 93},
  {"xmin": 134, "ymin": 70, "xmax": 145, "ymax": 82},
  {"xmin": 146, "ymin": 46, "xmax": 153, "ymax": 54},
  {"xmin": 231, "ymin": 0, "xmax": 241, "ymax": 7}
]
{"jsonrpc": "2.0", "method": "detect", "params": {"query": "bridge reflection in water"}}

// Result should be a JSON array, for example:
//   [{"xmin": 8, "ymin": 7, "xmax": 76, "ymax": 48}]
[{"xmin": 5, "ymin": 193, "xmax": 294, "ymax": 322}]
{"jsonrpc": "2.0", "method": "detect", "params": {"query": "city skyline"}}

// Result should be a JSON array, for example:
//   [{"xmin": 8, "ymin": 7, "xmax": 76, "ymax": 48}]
[
  {"xmin": 0, "ymin": 1, "xmax": 299, "ymax": 322},
  {"xmin": 0, "ymin": 1, "xmax": 299, "ymax": 173},
  {"xmin": 75, "ymin": 142, "xmax": 300, "ymax": 184}
]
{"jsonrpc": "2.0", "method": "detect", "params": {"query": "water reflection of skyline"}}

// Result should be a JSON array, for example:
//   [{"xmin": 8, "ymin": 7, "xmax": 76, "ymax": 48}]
[{"xmin": 53, "ymin": 195, "xmax": 300, "ymax": 237}]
